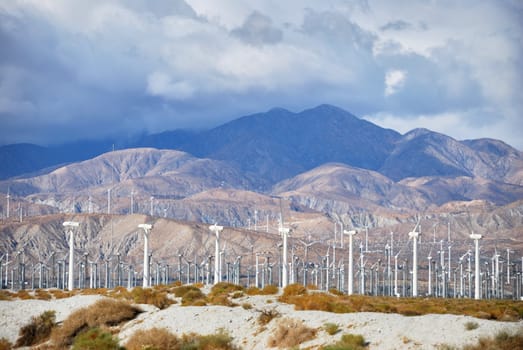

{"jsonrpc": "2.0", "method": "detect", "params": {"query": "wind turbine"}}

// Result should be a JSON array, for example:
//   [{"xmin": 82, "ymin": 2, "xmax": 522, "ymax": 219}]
[
  {"xmin": 6, "ymin": 187, "xmax": 10, "ymax": 219},
  {"xmin": 138, "ymin": 224, "xmax": 153, "ymax": 287},
  {"xmin": 470, "ymin": 233, "xmax": 482, "ymax": 299},
  {"xmin": 408, "ymin": 218, "xmax": 420, "ymax": 297},
  {"xmin": 343, "ymin": 229, "xmax": 357, "ymax": 295},
  {"xmin": 209, "ymin": 224, "xmax": 223, "ymax": 284},
  {"xmin": 63, "ymin": 221, "xmax": 80, "ymax": 291}
]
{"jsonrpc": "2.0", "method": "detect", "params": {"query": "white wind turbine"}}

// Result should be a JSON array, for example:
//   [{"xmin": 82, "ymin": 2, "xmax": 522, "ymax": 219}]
[
  {"xmin": 63, "ymin": 221, "xmax": 80, "ymax": 291},
  {"xmin": 138, "ymin": 224, "xmax": 153, "ymax": 287}
]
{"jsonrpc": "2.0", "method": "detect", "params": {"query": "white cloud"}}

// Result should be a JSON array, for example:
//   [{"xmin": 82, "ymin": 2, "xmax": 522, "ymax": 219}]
[{"xmin": 384, "ymin": 69, "xmax": 406, "ymax": 96}]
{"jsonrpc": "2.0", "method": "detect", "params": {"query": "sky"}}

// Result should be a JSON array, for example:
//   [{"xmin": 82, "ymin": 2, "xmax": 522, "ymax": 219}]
[{"xmin": 0, "ymin": 0, "xmax": 522, "ymax": 149}]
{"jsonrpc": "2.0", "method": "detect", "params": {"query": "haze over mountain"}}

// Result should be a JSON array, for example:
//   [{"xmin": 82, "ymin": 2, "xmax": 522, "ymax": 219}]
[{"xmin": 1, "ymin": 104, "xmax": 523, "ymax": 225}]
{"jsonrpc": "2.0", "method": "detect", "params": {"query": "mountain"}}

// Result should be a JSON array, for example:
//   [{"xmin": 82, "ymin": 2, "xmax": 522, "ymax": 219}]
[
  {"xmin": 379, "ymin": 129, "xmax": 523, "ymax": 183},
  {"xmin": 183, "ymin": 105, "xmax": 401, "ymax": 184},
  {"xmin": 272, "ymin": 163, "xmax": 432, "ymax": 213},
  {"xmin": 0, "ymin": 148, "xmax": 258, "ymax": 199}
]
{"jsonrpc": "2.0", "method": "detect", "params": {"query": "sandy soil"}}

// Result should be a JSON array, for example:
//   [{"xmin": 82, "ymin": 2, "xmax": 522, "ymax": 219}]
[{"xmin": 0, "ymin": 291, "xmax": 521, "ymax": 349}]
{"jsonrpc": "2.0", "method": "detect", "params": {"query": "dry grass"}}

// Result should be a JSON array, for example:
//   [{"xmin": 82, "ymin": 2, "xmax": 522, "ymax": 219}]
[
  {"xmin": 280, "ymin": 293, "xmax": 523, "ymax": 321},
  {"xmin": 247, "ymin": 285, "xmax": 280, "ymax": 296},
  {"xmin": 49, "ymin": 289, "xmax": 74, "ymax": 299},
  {"xmin": 13, "ymin": 289, "xmax": 33, "ymax": 300},
  {"xmin": 257, "ymin": 308, "xmax": 281, "ymax": 326},
  {"xmin": 207, "ymin": 282, "xmax": 244, "ymax": 306},
  {"xmin": 321, "ymin": 333, "xmax": 367, "ymax": 350},
  {"xmin": 126, "ymin": 327, "xmax": 239, "ymax": 350},
  {"xmin": 15, "ymin": 310, "xmax": 56, "ymax": 347},
  {"xmin": 0, "ymin": 291, "xmax": 13, "ymax": 301},
  {"xmin": 280, "ymin": 283, "xmax": 307, "ymax": 302},
  {"xmin": 463, "ymin": 328, "xmax": 523, "ymax": 350},
  {"xmin": 0, "ymin": 338, "xmax": 12, "ymax": 350},
  {"xmin": 125, "ymin": 327, "xmax": 180, "ymax": 350},
  {"xmin": 34, "ymin": 289, "xmax": 52, "ymax": 300},
  {"xmin": 267, "ymin": 317, "xmax": 317, "ymax": 348},
  {"xmin": 51, "ymin": 298, "xmax": 140, "ymax": 348}
]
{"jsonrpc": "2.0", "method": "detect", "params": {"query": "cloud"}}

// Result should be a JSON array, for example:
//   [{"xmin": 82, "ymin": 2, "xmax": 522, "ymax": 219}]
[
  {"xmin": 380, "ymin": 20, "xmax": 412, "ymax": 31},
  {"xmin": 231, "ymin": 11, "xmax": 283, "ymax": 45},
  {"xmin": 384, "ymin": 69, "xmax": 406, "ymax": 96},
  {"xmin": 0, "ymin": 0, "xmax": 521, "ymax": 150}
]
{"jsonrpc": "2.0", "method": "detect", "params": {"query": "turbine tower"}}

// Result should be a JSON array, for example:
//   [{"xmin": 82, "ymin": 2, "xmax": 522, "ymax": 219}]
[
  {"xmin": 210, "ymin": 224, "xmax": 223, "ymax": 284},
  {"xmin": 344, "ymin": 230, "xmax": 357, "ymax": 295},
  {"xmin": 470, "ymin": 233, "xmax": 482, "ymax": 299},
  {"xmin": 409, "ymin": 230, "xmax": 419, "ymax": 297},
  {"xmin": 138, "ymin": 224, "xmax": 153, "ymax": 287},
  {"xmin": 279, "ymin": 225, "xmax": 290, "ymax": 288},
  {"xmin": 6, "ymin": 187, "xmax": 10, "ymax": 218},
  {"xmin": 63, "ymin": 221, "xmax": 79, "ymax": 291}
]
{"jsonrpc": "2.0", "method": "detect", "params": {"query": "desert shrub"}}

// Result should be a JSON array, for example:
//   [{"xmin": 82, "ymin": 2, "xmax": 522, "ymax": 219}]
[
  {"xmin": 72, "ymin": 327, "xmax": 122, "ymax": 350},
  {"xmin": 464, "ymin": 321, "xmax": 479, "ymax": 331},
  {"xmin": 181, "ymin": 329, "xmax": 239, "ymax": 350},
  {"xmin": 181, "ymin": 289, "xmax": 208, "ymax": 306},
  {"xmin": 210, "ymin": 282, "xmax": 244, "ymax": 296},
  {"xmin": 246, "ymin": 287, "xmax": 262, "ymax": 295},
  {"xmin": 51, "ymin": 298, "xmax": 140, "ymax": 348},
  {"xmin": 322, "ymin": 333, "xmax": 367, "ymax": 350},
  {"xmin": 14, "ymin": 289, "xmax": 33, "ymax": 300},
  {"xmin": 34, "ymin": 289, "xmax": 52, "ymax": 300},
  {"xmin": 267, "ymin": 318, "xmax": 317, "ymax": 348},
  {"xmin": 0, "ymin": 290, "xmax": 13, "ymax": 301},
  {"xmin": 258, "ymin": 308, "xmax": 281, "ymax": 326},
  {"xmin": 0, "ymin": 337, "xmax": 12, "ymax": 350},
  {"xmin": 280, "ymin": 284, "xmax": 307, "ymax": 302},
  {"xmin": 129, "ymin": 287, "xmax": 174, "ymax": 309},
  {"xmin": 172, "ymin": 285, "xmax": 201, "ymax": 298},
  {"xmin": 125, "ymin": 327, "xmax": 180, "ymax": 350},
  {"xmin": 261, "ymin": 285, "xmax": 279, "ymax": 295},
  {"xmin": 242, "ymin": 302, "xmax": 253, "ymax": 310},
  {"xmin": 232, "ymin": 291, "xmax": 243, "ymax": 299},
  {"xmin": 49, "ymin": 289, "xmax": 73, "ymax": 299},
  {"xmin": 81, "ymin": 288, "xmax": 109, "ymax": 296},
  {"xmin": 324, "ymin": 323, "xmax": 341, "ymax": 335},
  {"xmin": 15, "ymin": 310, "xmax": 56, "ymax": 347},
  {"xmin": 463, "ymin": 329, "xmax": 523, "ymax": 350},
  {"xmin": 329, "ymin": 288, "xmax": 344, "ymax": 296},
  {"xmin": 209, "ymin": 294, "xmax": 235, "ymax": 307}
]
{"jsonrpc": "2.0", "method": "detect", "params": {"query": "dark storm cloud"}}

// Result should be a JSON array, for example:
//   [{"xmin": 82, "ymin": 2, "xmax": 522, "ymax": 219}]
[
  {"xmin": 231, "ymin": 11, "xmax": 283, "ymax": 46},
  {"xmin": 0, "ymin": 0, "xmax": 521, "ymax": 149}
]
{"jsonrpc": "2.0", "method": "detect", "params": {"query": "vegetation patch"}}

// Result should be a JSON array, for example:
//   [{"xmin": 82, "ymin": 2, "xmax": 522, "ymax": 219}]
[
  {"xmin": 321, "ymin": 333, "xmax": 367, "ymax": 350},
  {"xmin": 51, "ymin": 298, "xmax": 140, "ymax": 348},
  {"xmin": 464, "ymin": 321, "xmax": 479, "ymax": 331},
  {"xmin": 324, "ymin": 323, "xmax": 341, "ymax": 335},
  {"xmin": 15, "ymin": 310, "xmax": 56, "ymax": 347},
  {"xmin": 257, "ymin": 308, "xmax": 281, "ymax": 326},
  {"xmin": 279, "ymin": 293, "xmax": 523, "ymax": 321},
  {"xmin": 267, "ymin": 317, "xmax": 317, "ymax": 348},
  {"xmin": 462, "ymin": 329, "xmax": 523, "ymax": 350},
  {"xmin": 71, "ymin": 327, "xmax": 122, "ymax": 350},
  {"xmin": 126, "ymin": 327, "xmax": 239, "ymax": 350}
]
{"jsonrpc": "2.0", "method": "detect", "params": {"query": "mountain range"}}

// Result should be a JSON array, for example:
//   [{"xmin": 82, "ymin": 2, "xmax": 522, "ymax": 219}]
[{"xmin": 1, "ymin": 104, "xmax": 523, "ymax": 226}]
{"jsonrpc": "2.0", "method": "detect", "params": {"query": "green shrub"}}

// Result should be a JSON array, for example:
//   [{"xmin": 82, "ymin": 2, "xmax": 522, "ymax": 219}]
[
  {"xmin": 322, "ymin": 333, "xmax": 367, "ymax": 350},
  {"xmin": 464, "ymin": 321, "xmax": 479, "ymax": 331},
  {"xmin": 15, "ymin": 310, "xmax": 56, "ymax": 347},
  {"xmin": 51, "ymin": 298, "xmax": 140, "ymax": 348},
  {"xmin": 463, "ymin": 329, "xmax": 523, "ymax": 350},
  {"xmin": 72, "ymin": 328, "xmax": 122, "ymax": 350},
  {"xmin": 324, "ymin": 323, "xmax": 341, "ymax": 335}
]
